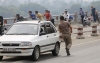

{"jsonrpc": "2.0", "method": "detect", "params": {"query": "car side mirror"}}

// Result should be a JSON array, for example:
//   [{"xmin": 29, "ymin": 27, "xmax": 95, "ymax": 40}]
[{"xmin": 40, "ymin": 32, "xmax": 46, "ymax": 36}]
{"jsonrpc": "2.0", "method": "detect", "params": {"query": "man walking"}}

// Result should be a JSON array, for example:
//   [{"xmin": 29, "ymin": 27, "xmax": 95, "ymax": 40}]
[
  {"xmin": 79, "ymin": 8, "xmax": 85, "ymax": 26},
  {"xmin": 58, "ymin": 16, "xmax": 72, "ymax": 56},
  {"xmin": 91, "ymin": 6, "xmax": 96, "ymax": 23}
]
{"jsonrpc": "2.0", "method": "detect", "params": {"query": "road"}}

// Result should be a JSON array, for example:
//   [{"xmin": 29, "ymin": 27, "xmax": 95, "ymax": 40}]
[{"xmin": 1, "ymin": 34, "xmax": 100, "ymax": 63}]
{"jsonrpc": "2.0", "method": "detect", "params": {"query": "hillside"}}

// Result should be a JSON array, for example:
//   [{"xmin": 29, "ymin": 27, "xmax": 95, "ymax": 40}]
[{"xmin": 0, "ymin": 3, "xmax": 47, "ymax": 18}]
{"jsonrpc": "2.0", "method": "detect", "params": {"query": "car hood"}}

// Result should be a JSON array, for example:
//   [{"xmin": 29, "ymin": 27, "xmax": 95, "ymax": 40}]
[{"xmin": 0, "ymin": 35, "xmax": 37, "ymax": 42}]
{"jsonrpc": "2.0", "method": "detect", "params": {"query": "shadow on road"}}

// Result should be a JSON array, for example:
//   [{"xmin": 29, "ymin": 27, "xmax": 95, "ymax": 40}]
[
  {"xmin": 1, "ymin": 53, "xmax": 59, "ymax": 63},
  {"xmin": 1, "ymin": 56, "xmax": 29, "ymax": 62}
]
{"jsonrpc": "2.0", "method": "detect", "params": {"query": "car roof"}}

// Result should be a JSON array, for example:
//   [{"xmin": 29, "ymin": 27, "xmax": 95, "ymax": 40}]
[{"xmin": 16, "ymin": 20, "xmax": 51, "ymax": 24}]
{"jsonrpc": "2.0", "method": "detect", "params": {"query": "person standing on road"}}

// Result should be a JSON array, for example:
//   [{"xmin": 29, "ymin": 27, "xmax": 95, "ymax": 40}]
[
  {"xmin": 79, "ymin": 8, "xmax": 85, "ymax": 26},
  {"xmin": 58, "ymin": 16, "xmax": 72, "ymax": 56},
  {"xmin": 91, "ymin": 6, "xmax": 96, "ymax": 23},
  {"xmin": 85, "ymin": 12, "xmax": 88, "ymax": 18},
  {"xmin": 28, "ymin": 11, "xmax": 36, "ymax": 20},
  {"xmin": 35, "ymin": 11, "xmax": 44, "ymax": 21},
  {"xmin": 44, "ymin": 10, "xmax": 51, "ymax": 21},
  {"xmin": 63, "ymin": 11, "xmax": 70, "ymax": 22},
  {"xmin": 95, "ymin": 10, "xmax": 100, "ymax": 23}
]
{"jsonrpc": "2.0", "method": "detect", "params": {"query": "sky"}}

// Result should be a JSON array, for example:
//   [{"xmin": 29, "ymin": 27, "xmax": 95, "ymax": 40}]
[{"xmin": 18, "ymin": 0, "xmax": 92, "ymax": 2}]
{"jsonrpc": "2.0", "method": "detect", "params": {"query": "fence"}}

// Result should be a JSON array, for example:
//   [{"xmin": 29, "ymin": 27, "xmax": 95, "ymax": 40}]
[{"xmin": 3, "ymin": 11, "xmax": 100, "ymax": 25}]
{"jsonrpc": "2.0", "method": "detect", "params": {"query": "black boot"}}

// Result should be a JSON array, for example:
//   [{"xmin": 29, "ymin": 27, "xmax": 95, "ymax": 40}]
[{"xmin": 66, "ymin": 48, "xmax": 71, "ymax": 56}]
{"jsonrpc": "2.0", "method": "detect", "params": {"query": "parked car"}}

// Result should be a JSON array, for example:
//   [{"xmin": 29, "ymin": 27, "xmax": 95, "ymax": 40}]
[{"xmin": 0, "ymin": 20, "xmax": 61, "ymax": 61}]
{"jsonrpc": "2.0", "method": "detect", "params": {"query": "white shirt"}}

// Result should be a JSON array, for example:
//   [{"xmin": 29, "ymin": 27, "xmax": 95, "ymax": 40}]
[{"xmin": 63, "ymin": 13, "xmax": 70, "ymax": 21}]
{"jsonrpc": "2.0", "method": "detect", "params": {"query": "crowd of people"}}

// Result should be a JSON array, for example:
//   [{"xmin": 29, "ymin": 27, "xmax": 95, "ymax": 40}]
[
  {"xmin": 79, "ymin": 6, "xmax": 100, "ymax": 26},
  {"xmin": 14, "ymin": 5, "xmax": 100, "ymax": 27},
  {"xmin": 15, "ymin": 10, "xmax": 54, "ymax": 25}
]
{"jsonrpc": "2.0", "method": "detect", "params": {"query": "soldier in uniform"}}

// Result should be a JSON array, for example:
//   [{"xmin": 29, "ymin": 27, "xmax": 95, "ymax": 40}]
[{"xmin": 58, "ymin": 16, "xmax": 72, "ymax": 56}]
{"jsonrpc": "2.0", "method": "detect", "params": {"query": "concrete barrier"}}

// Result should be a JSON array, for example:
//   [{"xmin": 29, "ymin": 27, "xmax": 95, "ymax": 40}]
[
  {"xmin": 76, "ymin": 25, "xmax": 84, "ymax": 39},
  {"xmin": 91, "ymin": 23, "xmax": 98, "ymax": 36}
]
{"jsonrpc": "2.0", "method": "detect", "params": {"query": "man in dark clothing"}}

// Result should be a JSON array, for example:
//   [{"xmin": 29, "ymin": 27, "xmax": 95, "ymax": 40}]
[
  {"xmin": 79, "ymin": 8, "xmax": 85, "ymax": 26},
  {"xmin": 91, "ymin": 6, "xmax": 96, "ymax": 22},
  {"xmin": 16, "ymin": 14, "xmax": 24, "ymax": 22},
  {"xmin": 48, "ymin": 11, "xmax": 54, "ymax": 25},
  {"xmin": 58, "ymin": 16, "xmax": 72, "ymax": 56},
  {"xmin": 0, "ymin": 16, "xmax": 3, "ymax": 35}
]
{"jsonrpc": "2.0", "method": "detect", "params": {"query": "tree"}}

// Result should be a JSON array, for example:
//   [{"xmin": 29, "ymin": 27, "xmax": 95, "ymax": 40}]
[
  {"xmin": 0, "ymin": 6, "xmax": 25, "ymax": 18},
  {"xmin": 0, "ymin": 0, "xmax": 20, "ymax": 6},
  {"xmin": 68, "ymin": 4, "xmax": 82, "ymax": 13},
  {"xmin": 90, "ymin": 1, "xmax": 100, "ymax": 11},
  {"xmin": 19, "ymin": 3, "xmax": 47, "ymax": 14}
]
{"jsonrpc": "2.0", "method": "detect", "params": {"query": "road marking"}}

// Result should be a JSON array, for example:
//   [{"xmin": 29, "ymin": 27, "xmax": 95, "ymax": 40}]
[{"xmin": 61, "ymin": 39, "xmax": 100, "ymax": 49}]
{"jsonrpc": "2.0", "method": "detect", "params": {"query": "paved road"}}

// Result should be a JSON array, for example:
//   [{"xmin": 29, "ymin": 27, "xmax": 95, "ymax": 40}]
[{"xmin": 1, "ymin": 35, "xmax": 100, "ymax": 63}]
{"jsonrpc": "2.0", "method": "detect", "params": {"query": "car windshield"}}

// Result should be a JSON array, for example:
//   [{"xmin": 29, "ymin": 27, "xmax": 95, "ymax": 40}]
[{"xmin": 6, "ymin": 23, "xmax": 38, "ymax": 35}]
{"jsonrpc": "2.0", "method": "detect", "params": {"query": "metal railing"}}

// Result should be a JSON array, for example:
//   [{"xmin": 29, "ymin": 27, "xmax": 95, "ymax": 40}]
[{"xmin": 3, "ymin": 12, "xmax": 100, "ymax": 27}]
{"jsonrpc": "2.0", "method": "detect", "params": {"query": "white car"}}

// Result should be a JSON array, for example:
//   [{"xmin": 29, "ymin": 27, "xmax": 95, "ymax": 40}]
[{"xmin": 0, "ymin": 21, "xmax": 61, "ymax": 61}]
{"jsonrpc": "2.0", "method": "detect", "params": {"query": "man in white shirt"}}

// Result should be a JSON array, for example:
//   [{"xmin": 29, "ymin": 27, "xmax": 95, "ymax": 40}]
[{"xmin": 63, "ymin": 11, "xmax": 70, "ymax": 22}]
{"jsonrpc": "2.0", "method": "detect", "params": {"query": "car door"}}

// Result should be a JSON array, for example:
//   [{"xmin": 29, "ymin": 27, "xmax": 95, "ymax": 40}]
[
  {"xmin": 45, "ymin": 22, "xmax": 58, "ymax": 50},
  {"xmin": 38, "ymin": 23, "xmax": 50, "ymax": 52}
]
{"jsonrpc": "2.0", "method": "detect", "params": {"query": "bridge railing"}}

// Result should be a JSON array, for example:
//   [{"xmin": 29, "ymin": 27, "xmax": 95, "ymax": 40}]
[{"xmin": 3, "ymin": 12, "xmax": 100, "ymax": 26}]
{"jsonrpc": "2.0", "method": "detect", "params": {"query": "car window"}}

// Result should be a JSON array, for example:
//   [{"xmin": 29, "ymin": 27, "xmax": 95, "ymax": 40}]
[
  {"xmin": 40, "ymin": 24, "xmax": 46, "ymax": 33},
  {"xmin": 45, "ymin": 23, "xmax": 55, "ymax": 34},
  {"xmin": 6, "ymin": 23, "xmax": 38, "ymax": 35}
]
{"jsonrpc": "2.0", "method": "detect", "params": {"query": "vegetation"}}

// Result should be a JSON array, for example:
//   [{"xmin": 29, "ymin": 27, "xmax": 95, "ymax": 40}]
[
  {"xmin": 0, "ymin": 3, "xmax": 47, "ymax": 18},
  {"xmin": 0, "ymin": 0, "xmax": 100, "ymax": 18},
  {"xmin": 19, "ymin": 3, "xmax": 47, "ymax": 14},
  {"xmin": 66, "ymin": 1, "xmax": 100, "ymax": 14}
]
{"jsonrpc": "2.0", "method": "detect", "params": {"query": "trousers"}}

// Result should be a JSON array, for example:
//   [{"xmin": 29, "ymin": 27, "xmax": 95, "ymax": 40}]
[{"xmin": 62, "ymin": 34, "xmax": 72, "ymax": 49}]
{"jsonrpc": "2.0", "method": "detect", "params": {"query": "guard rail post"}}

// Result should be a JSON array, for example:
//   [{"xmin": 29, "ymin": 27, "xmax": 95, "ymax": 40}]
[
  {"xmin": 91, "ymin": 23, "xmax": 98, "ymax": 36},
  {"xmin": 76, "ymin": 25, "xmax": 84, "ymax": 39}
]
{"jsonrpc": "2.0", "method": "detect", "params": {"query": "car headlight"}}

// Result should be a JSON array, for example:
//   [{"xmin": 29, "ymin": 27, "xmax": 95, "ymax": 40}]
[{"xmin": 20, "ymin": 42, "xmax": 32, "ymax": 46}]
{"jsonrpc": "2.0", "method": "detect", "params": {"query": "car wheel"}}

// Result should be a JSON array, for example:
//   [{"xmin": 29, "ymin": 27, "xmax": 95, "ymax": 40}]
[
  {"xmin": 52, "ymin": 43, "xmax": 60, "ymax": 56},
  {"xmin": 31, "ymin": 46, "xmax": 40, "ymax": 61},
  {"xmin": 0, "ymin": 56, "xmax": 3, "ymax": 61}
]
